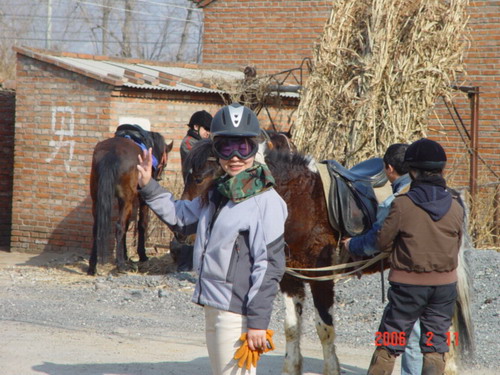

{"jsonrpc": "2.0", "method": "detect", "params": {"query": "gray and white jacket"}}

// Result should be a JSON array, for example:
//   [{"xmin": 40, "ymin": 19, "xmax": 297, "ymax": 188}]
[{"xmin": 139, "ymin": 179, "xmax": 287, "ymax": 329}]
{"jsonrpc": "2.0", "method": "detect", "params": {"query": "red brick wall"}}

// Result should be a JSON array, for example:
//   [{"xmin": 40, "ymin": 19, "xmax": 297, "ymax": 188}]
[
  {"xmin": 201, "ymin": 0, "xmax": 332, "ymax": 75},
  {"xmin": 11, "ymin": 55, "xmax": 114, "ymax": 253},
  {"xmin": 0, "ymin": 90, "xmax": 15, "ymax": 247},
  {"xmin": 428, "ymin": 0, "xmax": 500, "ymax": 191}
]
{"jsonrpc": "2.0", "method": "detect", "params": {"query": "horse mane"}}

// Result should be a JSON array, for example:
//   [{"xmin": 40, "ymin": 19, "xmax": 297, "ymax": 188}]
[
  {"xmin": 183, "ymin": 138, "xmax": 215, "ymax": 173},
  {"xmin": 264, "ymin": 149, "xmax": 315, "ymax": 182}
]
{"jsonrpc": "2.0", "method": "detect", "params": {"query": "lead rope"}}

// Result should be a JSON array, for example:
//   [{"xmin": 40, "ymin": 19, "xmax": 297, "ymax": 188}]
[{"xmin": 380, "ymin": 257, "xmax": 385, "ymax": 303}]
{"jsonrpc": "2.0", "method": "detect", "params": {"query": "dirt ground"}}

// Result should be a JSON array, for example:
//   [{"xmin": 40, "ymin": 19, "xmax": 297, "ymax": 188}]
[
  {"xmin": 0, "ymin": 250, "xmax": 494, "ymax": 375},
  {"xmin": 0, "ymin": 250, "xmax": 386, "ymax": 375}
]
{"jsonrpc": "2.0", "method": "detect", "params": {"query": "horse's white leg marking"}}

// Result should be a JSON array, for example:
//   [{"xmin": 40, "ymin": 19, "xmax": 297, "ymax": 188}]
[
  {"xmin": 281, "ymin": 292, "xmax": 303, "ymax": 375},
  {"xmin": 315, "ymin": 305, "xmax": 341, "ymax": 375}
]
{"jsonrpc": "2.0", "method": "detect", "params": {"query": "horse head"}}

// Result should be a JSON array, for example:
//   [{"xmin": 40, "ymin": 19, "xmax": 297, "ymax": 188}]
[
  {"xmin": 181, "ymin": 139, "xmax": 222, "ymax": 203},
  {"xmin": 150, "ymin": 132, "xmax": 173, "ymax": 181},
  {"xmin": 259, "ymin": 129, "xmax": 297, "ymax": 154}
]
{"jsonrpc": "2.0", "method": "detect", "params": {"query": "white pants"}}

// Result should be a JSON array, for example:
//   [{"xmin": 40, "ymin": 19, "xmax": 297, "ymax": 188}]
[{"xmin": 204, "ymin": 306, "xmax": 256, "ymax": 375}]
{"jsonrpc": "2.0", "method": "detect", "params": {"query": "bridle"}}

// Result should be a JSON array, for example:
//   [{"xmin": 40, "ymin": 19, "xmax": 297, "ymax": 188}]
[{"xmin": 153, "ymin": 149, "xmax": 168, "ymax": 181}]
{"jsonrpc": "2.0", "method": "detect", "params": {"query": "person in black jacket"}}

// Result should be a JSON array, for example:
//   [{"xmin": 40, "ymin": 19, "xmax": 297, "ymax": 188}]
[
  {"xmin": 180, "ymin": 110, "xmax": 213, "ymax": 181},
  {"xmin": 173, "ymin": 110, "xmax": 213, "ymax": 271},
  {"xmin": 367, "ymin": 139, "xmax": 464, "ymax": 375}
]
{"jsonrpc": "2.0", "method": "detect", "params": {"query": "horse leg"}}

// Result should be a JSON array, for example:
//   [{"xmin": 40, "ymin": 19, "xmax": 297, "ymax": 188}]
[
  {"xmin": 115, "ymin": 198, "xmax": 133, "ymax": 272},
  {"xmin": 310, "ymin": 280, "xmax": 341, "ymax": 375},
  {"xmin": 281, "ymin": 276, "xmax": 306, "ymax": 375},
  {"xmin": 137, "ymin": 200, "xmax": 149, "ymax": 262},
  {"xmin": 88, "ymin": 213, "xmax": 98, "ymax": 276}
]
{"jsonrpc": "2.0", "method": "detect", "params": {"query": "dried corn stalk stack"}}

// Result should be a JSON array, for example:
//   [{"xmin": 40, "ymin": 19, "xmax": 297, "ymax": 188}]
[
  {"xmin": 293, "ymin": 0, "xmax": 469, "ymax": 166},
  {"xmin": 210, "ymin": 73, "xmax": 278, "ymax": 112}
]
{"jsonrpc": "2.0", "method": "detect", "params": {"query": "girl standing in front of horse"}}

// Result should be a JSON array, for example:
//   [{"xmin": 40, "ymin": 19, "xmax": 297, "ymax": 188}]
[{"xmin": 137, "ymin": 103, "xmax": 288, "ymax": 375}]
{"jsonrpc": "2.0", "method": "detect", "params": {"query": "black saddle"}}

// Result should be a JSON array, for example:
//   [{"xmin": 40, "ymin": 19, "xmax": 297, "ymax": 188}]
[
  {"xmin": 115, "ymin": 124, "xmax": 154, "ymax": 150},
  {"xmin": 323, "ymin": 157, "xmax": 388, "ymax": 237}
]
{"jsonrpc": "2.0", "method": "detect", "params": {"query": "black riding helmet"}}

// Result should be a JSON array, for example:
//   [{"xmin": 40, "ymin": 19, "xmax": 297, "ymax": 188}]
[
  {"xmin": 188, "ymin": 110, "xmax": 213, "ymax": 131},
  {"xmin": 404, "ymin": 138, "xmax": 447, "ymax": 171},
  {"xmin": 210, "ymin": 103, "xmax": 261, "ymax": 160},
  {"xmin": 210, "ymin": 103, "xmax": 261, "ymax": 138}
]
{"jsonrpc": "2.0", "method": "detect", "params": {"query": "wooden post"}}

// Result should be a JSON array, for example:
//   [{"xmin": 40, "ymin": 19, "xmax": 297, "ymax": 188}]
[{"xmin": 468, "ymin": 87, "xmax": 480, "ymax": 200}]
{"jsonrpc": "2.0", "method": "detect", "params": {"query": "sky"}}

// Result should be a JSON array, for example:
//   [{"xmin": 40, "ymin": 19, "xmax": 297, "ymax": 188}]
[{"xmin": 0, "ymin": 0, "xmax": 203, "ymax": 62}]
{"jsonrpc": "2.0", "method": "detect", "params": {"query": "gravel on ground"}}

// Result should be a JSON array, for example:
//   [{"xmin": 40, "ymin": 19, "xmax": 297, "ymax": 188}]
[{"xmin": 0, "ymin": 248, "xmax": 497, "ymax": 374}]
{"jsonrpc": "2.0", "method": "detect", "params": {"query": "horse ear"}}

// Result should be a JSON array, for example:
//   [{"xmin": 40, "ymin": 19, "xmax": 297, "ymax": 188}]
[{"xmin": 166, "ymin": 140, "xmax": 174, "ymax": 153}]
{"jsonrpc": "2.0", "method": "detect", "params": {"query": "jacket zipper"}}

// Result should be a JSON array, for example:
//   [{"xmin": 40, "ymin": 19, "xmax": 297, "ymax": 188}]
[
  {"xmin": 226, "ymin": 240, "xmax": 240, "ymax": 283},
  {"xmin": 197, "ymin": 193, "xmax": 228, "ymax": 305}
]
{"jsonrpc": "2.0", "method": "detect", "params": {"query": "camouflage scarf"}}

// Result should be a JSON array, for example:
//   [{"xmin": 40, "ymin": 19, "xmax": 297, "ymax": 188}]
[{"xmin": 216, "ymin": 163, "xmax": 275, "ymax": 203}]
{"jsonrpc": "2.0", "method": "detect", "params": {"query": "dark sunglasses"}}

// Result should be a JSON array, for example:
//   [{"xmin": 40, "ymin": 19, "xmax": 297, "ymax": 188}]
[{"xmin": 213, "ymin": 137, "xmax": 258, "ymax": 160}]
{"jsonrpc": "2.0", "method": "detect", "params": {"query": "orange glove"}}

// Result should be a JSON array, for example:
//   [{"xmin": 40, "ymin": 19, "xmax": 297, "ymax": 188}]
[
  {"xmin": 233, "ymin": 330, "xmax": 275, "ymax": 369},
  {"xmin": 234, "ymin": 333, "xmax": 254, "ymax": 370},
  {"xmin": 262, "ymin": 329, "xmax": 275, "ymax": 353}
]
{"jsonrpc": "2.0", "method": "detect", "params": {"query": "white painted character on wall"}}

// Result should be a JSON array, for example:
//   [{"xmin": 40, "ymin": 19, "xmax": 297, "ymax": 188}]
[{"xmin": 45, "ymin": 106, "xmax": 75, "ymax": 172}]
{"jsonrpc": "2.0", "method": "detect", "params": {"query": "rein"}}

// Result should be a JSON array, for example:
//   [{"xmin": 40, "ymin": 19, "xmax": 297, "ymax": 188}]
[{"xmin": 285, "ymin": 252, "xmax": 389, "ymax": 282}]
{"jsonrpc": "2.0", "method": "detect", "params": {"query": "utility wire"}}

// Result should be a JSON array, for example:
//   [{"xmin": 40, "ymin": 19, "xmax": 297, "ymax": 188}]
[
  {"xmin": 2, "ymin": 36, "xmax": 201, "ymax": 45},
  {"xmin": 133, "ymin": 0, "xmax": 202, "ymax": 12},
  {"xmin": 1, "ymin": 13, "xmax": 201, "ymax": 23},
  {"xmin": 70, "ymin": 0, "xmax": 202, "ymax": 23}
]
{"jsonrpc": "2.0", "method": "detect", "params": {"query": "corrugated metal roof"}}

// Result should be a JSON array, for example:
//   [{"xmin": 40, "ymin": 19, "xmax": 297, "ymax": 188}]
[
  {"xmin": 52, "ymin": 55, "xmax": 240, "ymax": 94},
  {"xmin": 14, "ymin": 46, "xmax": 299, "ymax": 98}
]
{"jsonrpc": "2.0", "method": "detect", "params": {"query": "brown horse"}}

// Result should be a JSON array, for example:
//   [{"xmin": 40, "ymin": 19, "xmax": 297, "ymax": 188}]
[
  {"xmin": 181, "ymin": 140, "xmax": 474, "ymax": 375},
  {"xmin": 88, "ymin": 127, "xmax": 173, "ymax": 275}
]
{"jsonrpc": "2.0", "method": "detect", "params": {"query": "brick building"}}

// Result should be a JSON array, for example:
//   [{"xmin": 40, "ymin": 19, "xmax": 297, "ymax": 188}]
[
  {"xmin": 193, "ymin": 0, "xmax": 332, "ymax": 75},
  {"xmin": 6, "ymin": 46, "xmax": 297, "ymax": 254},
  {"xmin": 3, "ymin": 0, "xmax": 498, "ymax": 252}
]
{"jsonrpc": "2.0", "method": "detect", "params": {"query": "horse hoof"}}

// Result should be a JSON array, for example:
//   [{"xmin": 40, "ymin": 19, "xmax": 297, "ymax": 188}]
[
  {"xmin": 115, "ymin": 262, "xmax": 138, "ymax": 274},
  {"xmin": 177, "ymin": 265, "xmax": 193, "ymax": 272}
]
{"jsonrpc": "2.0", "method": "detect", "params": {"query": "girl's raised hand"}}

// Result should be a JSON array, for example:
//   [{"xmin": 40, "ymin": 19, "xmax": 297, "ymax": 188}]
[{"xmin": 137, "ymin": 148, "xmax": 153, "ymax": 187}]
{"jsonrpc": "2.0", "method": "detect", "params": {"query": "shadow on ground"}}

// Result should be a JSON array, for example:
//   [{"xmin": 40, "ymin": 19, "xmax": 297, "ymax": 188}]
[{"xmin": 32, "ymin": 355, "xmax": 367, "ymax": 375}]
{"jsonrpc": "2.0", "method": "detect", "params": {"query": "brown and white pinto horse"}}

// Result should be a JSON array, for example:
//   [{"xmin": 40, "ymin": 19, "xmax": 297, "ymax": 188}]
[{"xmin": 181, "ymin": 140, "xmax": 474, "ymax": 375}]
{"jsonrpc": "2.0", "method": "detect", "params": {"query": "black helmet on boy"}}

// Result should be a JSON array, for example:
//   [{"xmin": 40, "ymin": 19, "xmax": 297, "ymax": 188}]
[
  {"xmin": 404, "ymin": 138, "xmax": 447, "ymax": 171},
  {"xmin": 188, "ymin": 110, "xmax": 213, "ymax": 131},
  {"xmin": 211, "ymin": 103, "xmax": 260, "ymax": 160}
]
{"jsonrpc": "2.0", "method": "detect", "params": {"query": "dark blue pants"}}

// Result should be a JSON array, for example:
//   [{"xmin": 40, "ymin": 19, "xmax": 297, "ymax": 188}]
[{"xmin": 377, "ymin": 282, "xmax": 457, "ymax": 354}]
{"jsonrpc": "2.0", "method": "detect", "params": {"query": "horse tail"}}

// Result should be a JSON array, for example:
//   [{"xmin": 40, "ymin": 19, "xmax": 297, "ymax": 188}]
[
  {"xmin": 95, "ymin": 153, "xmax": 119, "ymax": 264},
  {"xmin": 454, "ymin": 238, "xmax": 475, "ymax": 355},
  {"xmin": 446, "ymin": 195, "xmax": 475, "ymax": 374},
  {"xmin": 454, "ymin": 217, "xmax": 475, "ymax": 356}
]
